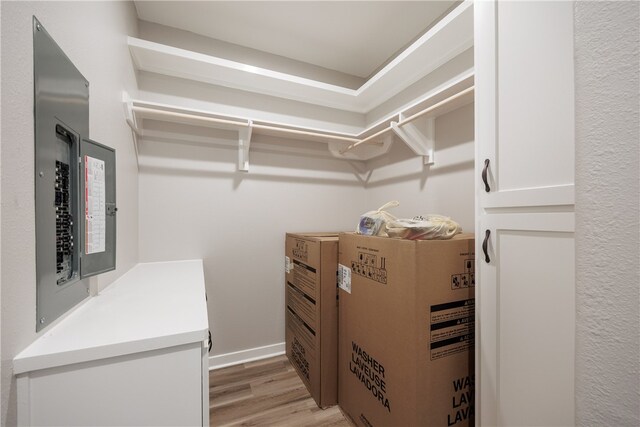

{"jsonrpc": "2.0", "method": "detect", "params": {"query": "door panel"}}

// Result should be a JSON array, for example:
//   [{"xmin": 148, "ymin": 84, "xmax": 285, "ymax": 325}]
[
  {"xmin": 498, "ymin": 230, "xmax": 574, "ymax": 426},
  {"xmin": 478, "ymin": 1, "xmax": 575, "ymax": 209},
  {"xmin": 478, "ymin": 213, "xmax": 574, "ymax": 426},
  {"xmin": 80, "ymin": 138, "xmax": 116, "ymax": 278}
]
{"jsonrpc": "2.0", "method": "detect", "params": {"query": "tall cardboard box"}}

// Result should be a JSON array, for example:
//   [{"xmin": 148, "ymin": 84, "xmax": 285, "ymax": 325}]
[
  {"xmin": 338, "ymin": 233, "xmax": 475, "ymax": 427},
  {"xmin": 285, "ymin": 233, "xmax": 339, "ymax": 408}
]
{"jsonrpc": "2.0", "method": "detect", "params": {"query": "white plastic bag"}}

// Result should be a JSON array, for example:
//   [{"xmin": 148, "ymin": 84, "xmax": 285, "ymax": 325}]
[
  {"xmin": 386, "ymin": 214, "xmax": 462, "ymax": 240},
  {"xmin": 356, "ymin": 201, "xmax": 399, "ymax": 237}
]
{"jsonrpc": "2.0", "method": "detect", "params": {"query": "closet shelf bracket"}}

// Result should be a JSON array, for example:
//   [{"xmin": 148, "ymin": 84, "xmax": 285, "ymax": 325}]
[
  {"xmin": 122, "ymin": 92, "xmax": 140, "ymax": 170},
  {"xmin": 391, "ymin": 114, "xmax": 435, "ymax": 165},
  {"xmin": 238, "ymin": 121, "xmax": 253, "ymax": 172}
]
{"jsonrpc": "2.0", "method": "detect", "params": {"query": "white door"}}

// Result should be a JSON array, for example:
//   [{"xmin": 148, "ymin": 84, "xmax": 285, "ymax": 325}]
[
  {"xmin": 478, "ymin": 214, "xmax": 575, "ymax": 426},
  {"xmin": 476, "ymin": 0, "xmax": 575, "ymax": 210},
  {"xmin": 475, "ymin": 1, "xmax": 576, "ymax": 425}
]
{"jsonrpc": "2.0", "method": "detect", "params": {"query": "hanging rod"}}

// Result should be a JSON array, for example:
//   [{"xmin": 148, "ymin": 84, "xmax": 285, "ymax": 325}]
[
  {"xmin": 130, "ymin": 105, "xmax": 360, "ymax": 144},
  {"xmin": 339, "ymin": 85, "xmax": 475, "ymax": 154},
  {"xmin": 251, "ymin": 123, "xmax": 359, "ymax": 143},
  {"xmin": 131, "ymin": 105, "xmax": 248, "ymax": 128},
  {"xmin": 128, "ymin": 84, "xmax": 472, "ymax": 156}
]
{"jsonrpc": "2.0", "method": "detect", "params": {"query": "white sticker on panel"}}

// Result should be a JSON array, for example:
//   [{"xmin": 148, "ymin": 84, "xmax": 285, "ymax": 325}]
[
  {"xmin": 85, "ymin": 155, "xmax": 106, "ymax": 254},
  {"xmin": 338, "ymin": 263, "xmax": 352, "ymax": 294},
  {"xmin": 285, "ymin": 256, "xmax": 291, "ymax": 273}
]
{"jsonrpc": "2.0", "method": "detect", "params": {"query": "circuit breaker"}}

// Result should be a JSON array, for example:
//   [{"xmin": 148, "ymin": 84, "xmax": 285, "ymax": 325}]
[{"xmin": 34, "ymin": 17, "xmax": 116, "ymax": 331}]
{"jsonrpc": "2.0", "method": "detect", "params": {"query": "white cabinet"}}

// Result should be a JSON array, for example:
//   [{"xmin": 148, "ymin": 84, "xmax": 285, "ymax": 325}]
[
  {"xmin": 19, "ymin": 343, "xmax": 206, "ymax": 426},
  {"xmin": 14, "ymin": 260, "xmax": 210, "ymax": 427},
  {"xmin": 475, "ymin": 1, "xmax": 576, "ymax": 425}
]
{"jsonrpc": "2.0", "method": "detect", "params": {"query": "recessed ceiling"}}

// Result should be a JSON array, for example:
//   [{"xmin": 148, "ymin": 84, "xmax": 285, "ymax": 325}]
[{"xmin": 133, "ymin": 1, "xmax": 458, "ymax": 79}]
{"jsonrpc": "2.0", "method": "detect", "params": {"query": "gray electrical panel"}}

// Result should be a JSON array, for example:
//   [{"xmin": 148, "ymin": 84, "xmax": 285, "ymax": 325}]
[{"xmin": 34, "ymin": 17, "xmax": 116, "ymax": 331}]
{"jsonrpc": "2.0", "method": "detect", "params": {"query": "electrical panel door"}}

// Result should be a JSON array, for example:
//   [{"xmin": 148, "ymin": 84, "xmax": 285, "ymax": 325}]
[{"xmin": 80, "ymin": 138, "xmax": 116, "ymax": 278}]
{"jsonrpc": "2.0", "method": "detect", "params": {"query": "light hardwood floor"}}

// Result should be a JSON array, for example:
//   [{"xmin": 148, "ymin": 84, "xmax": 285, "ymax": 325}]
[{"xmin": 210, "ymin": 355, "xmax": 352, "ymax": 426}]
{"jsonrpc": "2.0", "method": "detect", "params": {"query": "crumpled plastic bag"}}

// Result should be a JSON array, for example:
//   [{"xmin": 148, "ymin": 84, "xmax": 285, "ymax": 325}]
[
  {"xmin": 386, "ymin": 214, "xmax": 462, "ymax": 240},
  {"xmin": 356, "ymin": 201, "xmax": 399, "ymax": 237}
]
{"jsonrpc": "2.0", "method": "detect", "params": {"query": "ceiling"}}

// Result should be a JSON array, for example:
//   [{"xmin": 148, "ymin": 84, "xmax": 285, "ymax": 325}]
[{"xmin": 133, "ymin": 1, "xmax": 458, "ymax": 79}]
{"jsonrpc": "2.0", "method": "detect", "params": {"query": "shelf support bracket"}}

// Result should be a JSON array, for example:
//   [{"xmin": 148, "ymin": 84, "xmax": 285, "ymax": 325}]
[
  {"xmin": 238, "ymin": 120, "xmax": 253, "ymax": 172},
  {"xmin": 391, "ymin": 114, "xmax": 435, "ymax": 165},
  {"xmin": 122, "ymin": 92, "xmax": 140, "ymax": 170}
]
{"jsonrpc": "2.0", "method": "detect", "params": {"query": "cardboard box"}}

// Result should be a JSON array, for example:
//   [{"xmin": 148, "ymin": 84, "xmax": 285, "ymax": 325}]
[
  {"xmin": 337, "ymin": 233, "xmax": 475, "ymax": 427},
  {"xmin": 285, "ymin": 232, "xmax": 339, "ymax": 408}
]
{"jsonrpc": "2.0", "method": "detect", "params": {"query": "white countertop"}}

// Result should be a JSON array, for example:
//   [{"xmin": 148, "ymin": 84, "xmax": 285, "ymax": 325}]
[{"xmin": 14, "ymin": 260, "xmax": 209, "ymax": 374}]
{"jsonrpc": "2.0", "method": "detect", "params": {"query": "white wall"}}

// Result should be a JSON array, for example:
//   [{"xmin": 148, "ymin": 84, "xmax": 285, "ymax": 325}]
[
  {"xmin": 137, "ymin": 132, "xmax": 367, "ymax": 357},
  {"xmin": 134, "ymin": 23, "xmax": 476, "ymax": 363},
  {"xmin": 366, "ymin": 103, "xmax": 475, "ymax": 233},
  {"xmin": 574, "ymin": 1, "xmax": 640, "ymax": 425},
  {"xmin": 137, "ymin": 105, "xmax": 475, "ymax": 362},
  {"xmin": 0, "ymin": 2, "xmax": 139, "ymax": 425}
]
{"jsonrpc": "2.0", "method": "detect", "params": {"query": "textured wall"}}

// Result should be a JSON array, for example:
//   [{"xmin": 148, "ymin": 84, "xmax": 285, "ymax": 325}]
[
  {"xmin": 574, "ymin": 1, "xmax": 640, "ymax": 425},
  {"xmin": 0, "ymin": 2, "xmax": 139, "ymax": 425}
]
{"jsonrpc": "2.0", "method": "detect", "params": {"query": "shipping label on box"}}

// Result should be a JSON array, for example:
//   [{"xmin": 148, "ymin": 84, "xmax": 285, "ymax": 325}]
[{"xmin": 337, "ymin": 264, "xmax": 351, "ymax": 294}]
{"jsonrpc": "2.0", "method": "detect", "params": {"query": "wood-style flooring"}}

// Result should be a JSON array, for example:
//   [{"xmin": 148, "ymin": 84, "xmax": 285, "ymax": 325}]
[{"xmin": 210, "ymin": 355, "xmax": 352, "ymax": 426}]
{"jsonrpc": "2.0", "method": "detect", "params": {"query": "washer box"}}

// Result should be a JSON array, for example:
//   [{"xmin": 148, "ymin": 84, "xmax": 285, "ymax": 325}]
[
  {"xmin": 337, "ymin": 232, "xmax": 475, "ymax": 427},
  {"xmin": 285, "ymin": 232, "xmax": 340, "ymax": 408}
]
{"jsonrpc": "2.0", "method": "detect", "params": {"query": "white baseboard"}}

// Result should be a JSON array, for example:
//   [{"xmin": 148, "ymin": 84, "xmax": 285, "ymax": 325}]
[{"xmin": 209, "ymin": 342, "xmax": 286, "ymax": 370}]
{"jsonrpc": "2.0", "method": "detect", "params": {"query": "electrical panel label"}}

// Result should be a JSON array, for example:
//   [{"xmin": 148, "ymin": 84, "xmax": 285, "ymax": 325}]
[{"xmin": 85, "ymin": 155, "xmax": 106, "ymax": 254}]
